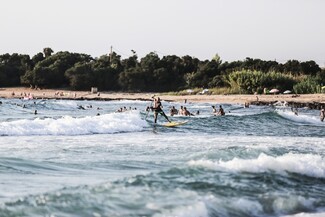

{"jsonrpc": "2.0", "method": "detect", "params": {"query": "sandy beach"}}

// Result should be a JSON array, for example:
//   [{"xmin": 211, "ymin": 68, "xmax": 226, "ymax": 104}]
[{"xmin": 1, "ymin": 87, "xmax": 325, "ymax": 106}]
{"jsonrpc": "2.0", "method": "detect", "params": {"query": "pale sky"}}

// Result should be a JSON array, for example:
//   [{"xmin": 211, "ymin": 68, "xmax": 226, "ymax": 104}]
[{"xmin": 1, "ymin": 0, "xmax": 325, "ymax": 66}]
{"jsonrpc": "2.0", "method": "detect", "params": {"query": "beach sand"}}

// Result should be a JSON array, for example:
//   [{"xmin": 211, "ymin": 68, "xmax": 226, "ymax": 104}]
[{"xmin": 1, "ymin": 87, "xmax": 325, "ymax": 106}]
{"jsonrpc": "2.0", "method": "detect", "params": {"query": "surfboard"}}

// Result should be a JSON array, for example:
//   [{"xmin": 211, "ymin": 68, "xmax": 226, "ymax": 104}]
[{"xmin": 162, "ymin": 121, "xmax": 188, "ymax": 127}]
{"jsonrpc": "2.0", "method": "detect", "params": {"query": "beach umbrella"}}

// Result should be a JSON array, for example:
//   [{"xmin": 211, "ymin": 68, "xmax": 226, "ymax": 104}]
[
  {"xmin": 200, "ymin": 89, "xmax": 209, "ymax": 94},
  {"xmin": 283, "ymin": 90, "xmax": 292, "ymax": 94},
  {"xmin": 269, "ymin": 89, "xmax": 279, "ymax": 94}
]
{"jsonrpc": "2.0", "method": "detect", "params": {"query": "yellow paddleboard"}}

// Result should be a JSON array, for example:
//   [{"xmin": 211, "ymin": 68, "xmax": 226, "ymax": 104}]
[{"xmin": 162, "ymin": 121, "xmax": 188, "ymax": 127}]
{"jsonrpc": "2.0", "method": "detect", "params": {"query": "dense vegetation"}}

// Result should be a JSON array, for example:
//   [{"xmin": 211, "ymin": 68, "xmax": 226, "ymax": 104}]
[{"xmin": 0, "ymin": 48, "xmax": 324, "ymax": 94}]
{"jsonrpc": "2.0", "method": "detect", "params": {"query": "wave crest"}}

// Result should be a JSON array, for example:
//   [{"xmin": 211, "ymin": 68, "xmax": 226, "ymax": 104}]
[
  {"xmin": 0, "ymin": 111, "xmax": 147, "ymax": 136},
  {"xmin": 188, "ymin": 153, "xmax": 325, "ymax": 178}
]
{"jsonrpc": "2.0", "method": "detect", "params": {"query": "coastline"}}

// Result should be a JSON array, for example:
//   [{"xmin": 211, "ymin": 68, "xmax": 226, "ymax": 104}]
[{"xmin": 1, "ymin": 87, "xmax": 325, "ymax": 109}]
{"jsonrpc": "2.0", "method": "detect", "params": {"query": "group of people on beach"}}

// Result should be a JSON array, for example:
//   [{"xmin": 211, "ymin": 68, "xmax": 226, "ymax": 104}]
[{"xmin": 9, "ymin": 90, "xmax": 79, "ymax": 100}]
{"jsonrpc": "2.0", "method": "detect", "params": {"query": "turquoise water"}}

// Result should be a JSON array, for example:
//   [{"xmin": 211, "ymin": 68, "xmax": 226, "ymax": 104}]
[{"xmin": 0, "ymin": 98, "xmax": 324, "ymax": 217}]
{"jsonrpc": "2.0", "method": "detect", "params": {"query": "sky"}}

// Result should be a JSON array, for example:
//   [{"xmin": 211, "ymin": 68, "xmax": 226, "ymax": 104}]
[{"xmin": 1, "ymin": 0, "xmax": 325, "ymax": 66}]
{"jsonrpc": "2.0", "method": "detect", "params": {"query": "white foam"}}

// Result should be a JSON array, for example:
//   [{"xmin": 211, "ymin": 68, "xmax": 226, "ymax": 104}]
[
  {"xmin": 52, "ymin": 100, "xmax": 78, "ymax": 107},
  {"xmin": 231, "ymin": 198, "xmax": 263, "ymax": 216},
  {"xmin": 276, "ymin": 110, "xmax": 324, "ymax": 126},
  {"xmin": 0, "ymin": 111, "xmax": 147, "ymax": 136},
  {"xmin": 169, "ymin": 114, "xmax": 211, "ymax": 119},
  {"xmin": 273, "ymin": 196, "xmax": 315, "ymax": 216},
  {"xmin": 282, "ymin": 211, "xmax": 325, "ymax": 217},
  {"xmin": 226, "ymin": 109, "xmax": 271, "ymax": 117},
  {"xmin": 188, "ymin": 153, "xmax": 325, "ymax": 178},
  {"xmin": 153, "ymin": 201, "xmax": 208, "ymax": 217}
]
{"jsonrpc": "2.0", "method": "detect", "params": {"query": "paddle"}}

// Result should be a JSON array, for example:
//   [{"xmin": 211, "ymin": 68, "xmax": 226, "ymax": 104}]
[{"xmin": 145, "ymin": 95, "xmax": 155, "ymax": 120}]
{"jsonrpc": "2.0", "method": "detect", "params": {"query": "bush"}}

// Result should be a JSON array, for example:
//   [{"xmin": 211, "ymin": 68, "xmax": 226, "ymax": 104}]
[
  {"xmin": 223, "ymin": 70, "xmax": 296, "ymax": 94},
  {"xmin": 293, "ymin": 77, "xmax": 320, "ymax": 94}
]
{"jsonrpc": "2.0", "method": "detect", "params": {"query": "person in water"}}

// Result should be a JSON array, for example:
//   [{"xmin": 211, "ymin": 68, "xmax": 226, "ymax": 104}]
[
  {"xmin": 291, "ymin": 106, "xmax": 298, "ymax": 116},
  {"xmin": 320, "ymin": 107, "xmax": 325, "ymax": 122},
  {"xmin": 178, "ymin": 106, "xmax": 184, "ymax": 115},
  {"xmin": 212, "ymin": 105, "xmax": 217, "ymax": 114},
  {"xmin": 183, "ymin": 107, "xmax": 194, "ymax": 116},
  {"xmin": 169, "ymin": 106, "xmax": 178, "ymax": 116},
  {"xmin": 151, "ymin": 96, "xmax": 171, "ymax": 123},
  {"xmin": 216, "ymin": 105, "xmax": 225, "ymax": 116}
]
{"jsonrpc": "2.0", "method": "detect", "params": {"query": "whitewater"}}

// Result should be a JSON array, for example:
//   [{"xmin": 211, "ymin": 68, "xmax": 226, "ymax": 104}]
[{"xmin": 0, "ymin": 98, "xmax": 324, "ymax": 217}]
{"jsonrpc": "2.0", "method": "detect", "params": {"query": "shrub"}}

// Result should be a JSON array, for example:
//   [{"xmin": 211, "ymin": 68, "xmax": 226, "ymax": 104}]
[
  {"xmin": 293, "ymin": 77, "xmax": 320, "ymax": 94},
  {"xmin": 223, "ymin": 70, "xmax": 296, "ymax": 94}
]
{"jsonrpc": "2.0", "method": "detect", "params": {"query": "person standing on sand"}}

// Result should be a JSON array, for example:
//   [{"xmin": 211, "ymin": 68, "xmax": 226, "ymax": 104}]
[{"xmin": 151, "ymin": 96, "xmax": 171, "ymax": 123}]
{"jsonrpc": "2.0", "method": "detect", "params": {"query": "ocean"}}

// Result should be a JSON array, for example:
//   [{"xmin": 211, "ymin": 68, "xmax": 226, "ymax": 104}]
[{"xmin": 0, "ymin": 98, "xmax": 324, "ymax": 217}]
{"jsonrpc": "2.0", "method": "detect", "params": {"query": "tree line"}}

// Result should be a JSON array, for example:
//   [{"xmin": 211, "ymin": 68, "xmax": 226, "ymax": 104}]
[{"xmin": 0, "ymin": 48, "xmax": 324, "ymax": 94}]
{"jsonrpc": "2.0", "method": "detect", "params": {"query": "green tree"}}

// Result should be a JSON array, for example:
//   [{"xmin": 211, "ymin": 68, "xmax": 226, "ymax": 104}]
[
  {"xmin": 31, "ymin": 53, "xmax": 45, "ymax": 67},
  {"xmin": 300, "ymin": 61, "xmax": 321, "ymax": 75},
  {"xmin": 92, "ymin": 55, "xmax": 121, "ymax": 90},
  {"xmin": 21, "ymin": 51, "xmax": 93, "ymax": 88},
  {"xmin": 118, "ymin": 67, "xmax": 146, "ymax": 91},
  {"xmin": 283, "ymin": 60, "xmax": 302, "ymax": 75},
  {"xmin": 187, "ymin": 58, "xmax": 222, "ymax": 88},
  {"xmin": 43, "ymin": 47, "xmax": 54, "ymax": 58},
  {"xmin": 65, "ymin": 62, "xmax": 94, "ymax": 90},
  {"xmin": 0, "ymin": 53, "xmax": 31, "ymax": 86},
  {"xmin": 121, "ymin": 53, "xmax": 138, "ymax": 69}
]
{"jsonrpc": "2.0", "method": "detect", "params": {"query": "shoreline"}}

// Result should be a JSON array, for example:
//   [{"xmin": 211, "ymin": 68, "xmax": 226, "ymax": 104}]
[{"xmin": 1, "ymin": 87, "xmax": 325, "ymax": 109}]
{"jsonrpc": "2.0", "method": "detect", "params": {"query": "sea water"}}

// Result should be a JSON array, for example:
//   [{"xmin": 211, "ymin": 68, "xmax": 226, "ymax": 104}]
[{"xmin": 0, "ymin": 98, "xmax": 324, "ymax": 217}]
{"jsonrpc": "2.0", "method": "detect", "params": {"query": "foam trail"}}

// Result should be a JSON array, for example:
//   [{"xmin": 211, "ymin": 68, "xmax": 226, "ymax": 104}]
[
  {"xmin": 0, "ymin": 111, "xmax": 147, "ymax": 136},
  {"xmin": 153, "ymin": 201, "xmax": 208, "ymax": 217},
  {"xmin": 282, "ymin": 211, "xmax": 325, "ymax": 217},
  {"xmin": 50, "ymin": 100, "xmax": 79, "ymax": 109},
  {"xmin": 188, "ymin": 153, "xmax": 325, "ymax": 178},
  {"xmin": 276, "ymin": 110, "xmax": 324, "ymax": 125}
]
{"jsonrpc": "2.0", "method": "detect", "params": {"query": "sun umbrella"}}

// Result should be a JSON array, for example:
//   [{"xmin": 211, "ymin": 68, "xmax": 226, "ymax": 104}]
[
  {"xmin": 283, "ymin": 90, "xmax": 291, "ymax": 94},
  {"xmin": 200, "ymin": 89, "xmax": 209, "ymax": 94},
  {"xmin": 269, "ymin": 89, "xmax": 279, "ymax": 93}
]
